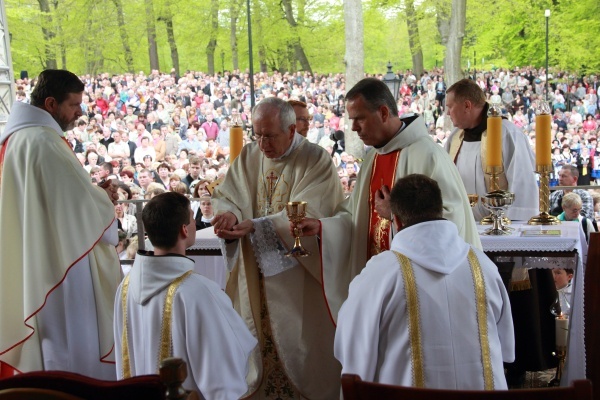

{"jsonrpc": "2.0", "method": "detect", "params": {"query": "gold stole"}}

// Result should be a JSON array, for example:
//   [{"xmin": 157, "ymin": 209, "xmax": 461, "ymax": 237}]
[
  {"xmin": 120, "ymin": 270, "xmax": 194, "ymax": 378},
  {"xmin": 367, "ymin": 150, "xmax": 400, "ymax": 259},
  {"xmin": 448, "ymin": 130, "xmax": 508, "ymax": 191},
  {"xmin": 393, "ymin": 249, "xmax": 494, "ymax": 389}
]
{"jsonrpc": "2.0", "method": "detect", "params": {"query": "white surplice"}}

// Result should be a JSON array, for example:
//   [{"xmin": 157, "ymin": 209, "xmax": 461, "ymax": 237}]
[
  {"xmin": 114, "ymin": 252, "xmax": 257, "ymax": 399},
  {"xmin": 335, "ymin": 220, "xmax": 514, "ymax": 390},
  {"xmin": 445, "ymin": 120, "xmax": 538, "ymax": 221},
  {"xmin": 0, "ymin": 102, "xmax": 122, "ymax": 378}
]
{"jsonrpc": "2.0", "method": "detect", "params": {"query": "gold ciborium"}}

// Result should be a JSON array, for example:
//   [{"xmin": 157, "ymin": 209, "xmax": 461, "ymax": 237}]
[{"xmin": 285, "ymin": 201, "xmax": 311, "ymax": 257}]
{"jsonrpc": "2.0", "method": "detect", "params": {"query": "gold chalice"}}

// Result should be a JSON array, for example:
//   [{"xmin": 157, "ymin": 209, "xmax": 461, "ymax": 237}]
[
  {"xmin": 467, "ymin": 194, "xmax": 479, "ymax": 208},
  {"xmin": 285, "ymin": 201, "xmax": 311, "ymax": 257}
]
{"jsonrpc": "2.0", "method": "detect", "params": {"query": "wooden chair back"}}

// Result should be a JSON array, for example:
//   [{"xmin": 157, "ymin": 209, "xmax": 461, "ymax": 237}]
[
  {"xmin": 0, "ymin": 357, "xmax": 200, "ymax": 400},
  {"xmin": 341, "ymin": 374, "xmax": 593, "ymax": 400},
  {"xmin": 0, "ymin": 388, "xmax": 83, "ymax": 400}
]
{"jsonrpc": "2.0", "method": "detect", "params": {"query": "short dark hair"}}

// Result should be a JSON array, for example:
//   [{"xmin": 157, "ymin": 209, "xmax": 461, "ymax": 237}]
[
  {"xmin": 143, "ymin": 192, "xmax": 190, "ymax": 249},
  {"xmin": 117, "ymin": 181, "xmax": 132, "ymax": 200},
  {"xmin": 446, "ymin": 79, "xmax": 487, "ymax": 107},
  {"xmin": 390, "ymin": 174, "xmax": 443, "ymax": 227},
  {"xmin": 101, "ymin": 162, "xmax": 113, "ymax": 174},
  {"xmin": 345, "ymin": 77, "xmax": 399, "ymax": 116},
  {"xmin": 30, "ymin": 69, "xmax": 84, "ymax": 107}
]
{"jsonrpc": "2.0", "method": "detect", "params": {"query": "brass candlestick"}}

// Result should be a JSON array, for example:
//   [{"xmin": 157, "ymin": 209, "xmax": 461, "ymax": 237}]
[
  {"xmin": 285, "ymin": 201, "xmax": 311, "ymax": 257},
  {"xmin": 548, "ymin": 346, "xmax": 567, "ymax": 387},
  {"xmin": 528, "ymin": 164, "xmax": 560, "ymax": 225}
]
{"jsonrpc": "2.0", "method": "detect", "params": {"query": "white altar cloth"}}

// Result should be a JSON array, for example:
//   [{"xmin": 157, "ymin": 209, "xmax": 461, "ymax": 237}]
[{"xmin": 144, "ymin": 229, "xmax": 226, "ymax": 289}]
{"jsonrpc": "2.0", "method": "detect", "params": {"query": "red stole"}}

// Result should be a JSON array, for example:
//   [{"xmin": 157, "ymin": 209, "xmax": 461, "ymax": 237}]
[
  {"xmin": 367, "ymin": 150, "xmax": 400, "ymax": 259},
  {"xmin": 0, "ymin": 139, "xmax": 8, "ymax": 196}
]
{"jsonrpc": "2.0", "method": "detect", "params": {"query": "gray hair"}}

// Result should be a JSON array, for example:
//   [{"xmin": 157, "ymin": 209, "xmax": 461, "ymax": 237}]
[{"xmin": 252, "ymin": 97, "xmax": 296, "ymax": 133}]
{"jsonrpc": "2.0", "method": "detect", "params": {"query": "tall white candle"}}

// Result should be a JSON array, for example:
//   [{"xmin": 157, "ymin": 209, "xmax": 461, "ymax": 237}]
[{"xmin": 555, "ymin": 315, "xmax": 569, "ymax": 348}]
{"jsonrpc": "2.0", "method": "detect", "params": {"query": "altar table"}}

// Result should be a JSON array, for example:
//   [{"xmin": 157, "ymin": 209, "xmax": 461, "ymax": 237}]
[{"xmin": 479, "ymin": 221, "xmax": 587, "ymax": 386}]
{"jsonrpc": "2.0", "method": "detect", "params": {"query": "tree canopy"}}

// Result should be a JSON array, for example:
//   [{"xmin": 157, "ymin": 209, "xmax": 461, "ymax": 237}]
[{"xmin": 6, "ymin": 0, "xmax": 600, "ymax": 77}]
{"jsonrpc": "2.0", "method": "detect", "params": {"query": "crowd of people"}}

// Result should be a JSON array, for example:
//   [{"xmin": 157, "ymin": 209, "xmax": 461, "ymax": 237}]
[
  {"xmin": 11, "ymin": 66, "xmax": 600, "ymax": 258},
  {"xmin": 12, "ymin": 66, "xmax": 600, "ymax": 201},
  {"xmin": 3, "ymin": 66, "xmax": 599, "ymax": 398}
]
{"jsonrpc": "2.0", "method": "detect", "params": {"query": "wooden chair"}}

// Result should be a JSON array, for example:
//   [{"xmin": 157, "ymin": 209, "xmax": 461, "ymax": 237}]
[
  {"xmin": 341, "ymin": 374, "xmax": 593, "ymax": 400},
  {"xmin": 0, "ymin": 388, "xmax": 83, "ymax": 400},
  {"xmin": 586, "ymin": 232, "xmax": 600, "ymax": 400},
  {"xmin": 0, "ymin": 357, "xmax": 201, "ymax": 400}
]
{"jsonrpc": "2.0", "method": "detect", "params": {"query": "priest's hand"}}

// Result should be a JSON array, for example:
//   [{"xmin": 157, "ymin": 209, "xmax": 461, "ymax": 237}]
[
  {"xmin": 217, "ymin": 219, "xmax": 255, "ymax": 240},
  {"xmin": 100, "ymin": 179, "xmax": 119, "ymax": 205},
  {"xmin": 375, "ymin": 185, "xmax": 392, "ymax": 220},
  {"xmin": 294, "ymin": 218, "xmax": 320, "ymax": 237},
  {"xmin": 212, "ymin": 212, "xmax": 238, "ymax": 236}
]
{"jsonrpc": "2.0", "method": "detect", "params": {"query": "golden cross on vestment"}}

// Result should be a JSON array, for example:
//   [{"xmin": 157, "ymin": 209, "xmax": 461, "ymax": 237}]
[{"xmin": 263, "ymin": 171, "xmax": 280, "ymax": 217}]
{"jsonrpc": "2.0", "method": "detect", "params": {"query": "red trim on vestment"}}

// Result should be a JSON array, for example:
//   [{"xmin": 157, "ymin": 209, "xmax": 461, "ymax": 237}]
[
  {"xmin": 0, "ymin": 361, "xmax": 19, "ymax": 377},
  {"xmin": 100, "ymin": 345, "xmax": 116, "ymax": 365},
  {"xmin": 0, "ymin": 215, "xmax": 117, "ymax": 369},
  {"xmin": 0, "ymin": 138, "xmax": 9, "ymax": 192}
]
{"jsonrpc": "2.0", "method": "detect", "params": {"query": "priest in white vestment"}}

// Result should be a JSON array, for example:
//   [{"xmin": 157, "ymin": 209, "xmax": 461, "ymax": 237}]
[
  {"xmin": 0, "ymin": 70, "xmax": 122, "ymax": 378},
  {"xmin": 298, "ymin": 78, "xmax": 481, "ymax": 323},
  {"xmin": 335, "ymin": 174, "xmax": 514, "ymax": 389},
  {"xmin": 114, "ymin": 192, "xmax": 256, "ymax": 399},
  {"xmin": 211, "ymin": 98, "xmax": 344, "ymax": 399},
  {"xmin": 444, "ymin": 78, "xmax": 538, "ymax": 222}
]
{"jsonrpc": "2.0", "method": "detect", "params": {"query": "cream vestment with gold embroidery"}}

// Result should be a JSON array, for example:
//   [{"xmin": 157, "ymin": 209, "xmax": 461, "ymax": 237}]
[{"xmin": 213, "ymin": 135, "xmax": 344, "ymax": 399}]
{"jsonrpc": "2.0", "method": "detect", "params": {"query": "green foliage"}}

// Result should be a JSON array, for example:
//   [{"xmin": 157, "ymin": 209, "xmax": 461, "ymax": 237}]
[{"xmin": 5, "ymin": 0, "xmax": 600, "ymax": 77}]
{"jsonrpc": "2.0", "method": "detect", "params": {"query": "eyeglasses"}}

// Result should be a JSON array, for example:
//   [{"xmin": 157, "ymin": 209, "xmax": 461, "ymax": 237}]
[
  {"xmin": 255, "ymin": 134, "xmax": 281, "ymax": 143},
  {"xmin": 296, "ymin": 116, "xmax": 313, "ymax": 123}
]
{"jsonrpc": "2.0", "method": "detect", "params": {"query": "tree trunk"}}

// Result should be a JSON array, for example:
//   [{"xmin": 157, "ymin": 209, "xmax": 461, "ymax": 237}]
[
  {"xmin": 444, "ymin": 0, "xmax": 466, "ymax": 86},
  {"xmin": 164, "ymin": 13, "xmax": 180, "ymax": 78},
  {"xmin": 144, "ymin": 0, "xmax": 160, "ymax": 71},
  {"xmin": 253, "ymin": 1, "xmax": 267, "ymax": 72},
  {"xmin": 52, "ymin": 0, "xmax": 67, "ymax": 69},
  {"xmin": 37, "ymin": 0, "xmax": 57, "ymax": 69},
  {"xmin": 281, "ymin": 0, "xmax": 312, "ymax": 73},
  {"xmin": 111, "ymin": 0, "xmax": 135, "ymax": 73},
  {"xmin": 343, "ymin": 0, "xmax": 364, "ymax": 159},
  {"xmin": 405, "ymin": 0, "xmax": 424, "ymax": 77},
  {"xmin": 230, "ymin": 0, "xmax": 241, "ymax": 70},
  {"xmin": 206, "ymin": 0, "xmax": 219, "ymax": 75}
]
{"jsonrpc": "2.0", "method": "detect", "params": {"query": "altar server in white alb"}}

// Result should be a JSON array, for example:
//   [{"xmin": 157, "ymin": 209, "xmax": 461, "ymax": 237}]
[
  {"xmin": 0, "ymin": 69, "xmax": 121, "ymax": 378},
  {"xmin": 114, "ymin": 192, "xmax": 256, "ymax": 399},
  {"xmin": 335, "ymin": 174, "xmax": 515, "ymax": 390},
  {"xmin": 444, "ymin": 78, "xmax": 538, "ymax": 222}
]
